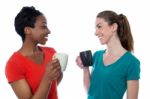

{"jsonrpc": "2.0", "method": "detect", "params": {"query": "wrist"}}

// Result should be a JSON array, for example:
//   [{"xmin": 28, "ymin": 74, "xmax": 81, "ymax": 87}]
[
  {"xmin": 83, "ymin": 67, "xmax": 89, "ymax": 70},
  {"xmin": 42, "ymin": 75, "xmax": 52, "ymax": 84}
]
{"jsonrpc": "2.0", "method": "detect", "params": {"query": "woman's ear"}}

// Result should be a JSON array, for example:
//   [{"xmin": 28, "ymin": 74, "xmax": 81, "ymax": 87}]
[
  {"xmin": 24, "ymin": 27, "xmax": 31, "ymax": 35},
  {"xmin": 112, "ymin": 23, "xmax": 118, "ymax": 33}
]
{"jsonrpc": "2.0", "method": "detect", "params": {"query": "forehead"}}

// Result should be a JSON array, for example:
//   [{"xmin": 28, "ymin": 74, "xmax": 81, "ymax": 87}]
[
  {"xmin": 96, "ymin": 18, "xmax": 107, "ymax": 25},
  {"xmin": 35, "ymin": 15, "xmax": 47, "ymax": 24}
]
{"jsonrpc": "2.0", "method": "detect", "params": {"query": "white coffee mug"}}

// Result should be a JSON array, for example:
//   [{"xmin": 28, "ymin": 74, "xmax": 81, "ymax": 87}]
[{"xmin": 53, "ymin": 53, "xmax": 68, "ymax": 72}]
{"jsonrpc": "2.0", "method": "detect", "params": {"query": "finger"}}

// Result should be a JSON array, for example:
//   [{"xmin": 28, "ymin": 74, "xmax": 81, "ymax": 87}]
[
  {"xmin": 52, "ymin": 63, "xmax": 61, "ymax": 71},
  {"xmin": 55, "ymin": 70, "xmax": 62, "ymax": 79},
  {"xmin": 52, "ymin": 64, "xmax": 61, "ymax": 73},
  {"xmin": 53, "ymin": 61, "xmax": 60, "ymax": 66},
  {"xmin": 52, "ymin": 59, "xmax": 60, "ymax": 66},
  {"xmin": 52, "ymin": 58, "xmax": 59, "ymax": 63}
]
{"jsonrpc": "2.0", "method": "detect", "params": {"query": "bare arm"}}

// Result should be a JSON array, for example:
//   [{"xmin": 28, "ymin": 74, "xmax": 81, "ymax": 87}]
[
  {"xmin": 127, "ymin": 80, "xmax": 139, "ymax": 99},
  {"xmin": 10, "ymin": 59, "xmax": 61, "ymax": 99},
  {"xmin": 83, "ymin": 67, "xmax": 91, "ymax": 93},
  {"xmin": 76, "ymin": 56, "xmax": 91, "ymax": 93},
  {"xmin": 11, "ymin": 78, "xmax": 52, "ymax": 99}
]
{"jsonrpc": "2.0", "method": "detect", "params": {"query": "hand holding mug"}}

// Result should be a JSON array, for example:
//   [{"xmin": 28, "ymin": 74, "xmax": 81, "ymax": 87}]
[
  {"xmin": 53, "ymin": 53, "xmax": 68, "ymax": 72},
  {"xmin": 44, "ymin": 59, "xmax": 62, "ymax": 82},
  {"xmin": 75, "ymin": 56, "xmax": 84, "ymax": 69}
]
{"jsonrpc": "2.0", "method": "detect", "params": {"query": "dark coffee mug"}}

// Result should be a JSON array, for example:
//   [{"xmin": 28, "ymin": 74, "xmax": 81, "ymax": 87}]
[{"xmin": 80, "ymin": 50, "xmax": 93, "ymax": 67}]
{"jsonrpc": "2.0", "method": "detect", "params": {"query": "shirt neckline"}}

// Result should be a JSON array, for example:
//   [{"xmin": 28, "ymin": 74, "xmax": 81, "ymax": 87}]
[
  {"xmin": 15, "ymin": 46, "xmax": 46, "ymax": 66},
  {"xmin": 101, "ymin": 50, "xmax": 129, "ymax": 67}
]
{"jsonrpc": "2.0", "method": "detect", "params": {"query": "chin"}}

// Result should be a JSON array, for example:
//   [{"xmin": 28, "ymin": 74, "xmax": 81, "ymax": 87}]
[
  {"xmin": 100, "ymin": 42, "xmax": 105, "ymax": 45},
  {"xmin": 100, "ymin": 41, "xmax": 106, "ymax": 45},
  {"xmin": 40, "ymin": 39, "xmax": 47, "ymax": 45},
  {"xmin": 39, "ymin": 41, "xmax": 46, "ymax": 45},
  {"xmin": 99, "ymin": 40, "xmax": 104, "ymax": 44}
]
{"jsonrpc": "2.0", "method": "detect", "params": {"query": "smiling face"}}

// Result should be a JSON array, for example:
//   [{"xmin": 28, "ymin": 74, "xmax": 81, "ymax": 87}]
[
  {"xmin": 25, "ymin": 15, "xmax": 50, "ymax": 45},
  {"xmin": 95, "ymin": 18, "xmax": 115, "ymax": 45}
]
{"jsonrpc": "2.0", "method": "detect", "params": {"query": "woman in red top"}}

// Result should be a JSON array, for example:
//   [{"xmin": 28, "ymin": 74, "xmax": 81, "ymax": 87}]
[{"xmin": 5, "ymin": 6, "xmax": 62, "ymax": 99}]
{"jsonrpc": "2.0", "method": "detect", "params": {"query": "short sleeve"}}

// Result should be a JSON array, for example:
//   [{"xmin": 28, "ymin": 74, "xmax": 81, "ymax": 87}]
[
  {"xmin": 5, "ymin": 60, "xmax": 25, "ymax": 83},
  {"xmin": 126, "ymin": 58, "xmax": 140, "ymax": 80}
]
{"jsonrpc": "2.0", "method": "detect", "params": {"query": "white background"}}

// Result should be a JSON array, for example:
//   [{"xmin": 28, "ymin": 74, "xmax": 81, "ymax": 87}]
[{"xmin": 0, "ymin": 0, "xmax": 149, "ymax": 99}]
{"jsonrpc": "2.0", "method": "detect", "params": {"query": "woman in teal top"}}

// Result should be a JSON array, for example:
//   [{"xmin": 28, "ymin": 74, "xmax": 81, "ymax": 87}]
[{"xmin": 76, "ymin": 10, "xmax": 140, "ymax": 99}]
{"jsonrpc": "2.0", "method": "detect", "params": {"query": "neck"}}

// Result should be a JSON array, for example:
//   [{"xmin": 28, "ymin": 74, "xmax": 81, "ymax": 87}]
[
  {"xmin": 19, "ymin": 40, "xmax": 40, "ymax": 56},
  {"xmin": 106, "ymin": 35, "xmax": 126, "ymax": 56}
]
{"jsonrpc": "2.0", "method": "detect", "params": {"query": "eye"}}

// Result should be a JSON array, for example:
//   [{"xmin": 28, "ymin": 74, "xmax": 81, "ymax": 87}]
[
  {"xmin": 96, "ymin": 25, "xmax": 101, "ymax": 29},
  {"xmin": 42, "ymin": 25, "xmax": 47, "ymax": 29}
]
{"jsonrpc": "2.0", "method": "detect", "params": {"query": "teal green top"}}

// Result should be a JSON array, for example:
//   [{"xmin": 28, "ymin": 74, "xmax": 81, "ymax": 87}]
[{"xmin": 88, "ymin": 50, "xmax": 140, "ymax": 99}]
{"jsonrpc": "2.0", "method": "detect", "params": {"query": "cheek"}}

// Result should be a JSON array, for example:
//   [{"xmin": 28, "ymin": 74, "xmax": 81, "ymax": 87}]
[
  {"xmin": 32, "ymin": 33, "xmax": 42, "ymax": 40},
  {"xmin": 96, "ymin": 28, "xmax": 103, "ymax": 34},
  {"xmin": 103, "ymin": 28, "xmax": 112, "ymax": 36}
]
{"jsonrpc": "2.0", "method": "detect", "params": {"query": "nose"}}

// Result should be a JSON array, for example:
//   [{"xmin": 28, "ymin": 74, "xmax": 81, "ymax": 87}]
[
  {"xmin": 95, "ymin": 31, "xmax": 98, "ymax": 36},
  {"xmin": 47, "ymin": 28, "xmax": 51, "ymax": 34},
  {"xmin": 95, "ymin": 27, "xmax": 99, "ymax": 36},
  {"xmin": 95, "ymin": 32, "xmax": 97, "ymax": 36}
]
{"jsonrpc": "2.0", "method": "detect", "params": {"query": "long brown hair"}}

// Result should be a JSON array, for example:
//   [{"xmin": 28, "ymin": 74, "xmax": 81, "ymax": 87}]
[{"xmin": 97, "ymin": 11, "xmax": 134, "ymax": 52}]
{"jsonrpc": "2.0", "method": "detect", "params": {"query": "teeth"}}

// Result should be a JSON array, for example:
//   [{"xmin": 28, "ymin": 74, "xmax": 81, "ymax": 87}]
[
  {"xmin": 44, "ymin": 36, "xmax": 48, "ymax": 38},
  {"xmin": 44, "ymin": 37, "xmax": 48, "ymax": 40}
]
